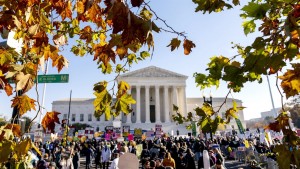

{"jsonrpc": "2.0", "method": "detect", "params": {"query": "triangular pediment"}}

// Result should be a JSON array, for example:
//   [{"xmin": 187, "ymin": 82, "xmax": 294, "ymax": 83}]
[{"xmin": 120, "ymin": 66, "xmax": 188, "ymax": 78}]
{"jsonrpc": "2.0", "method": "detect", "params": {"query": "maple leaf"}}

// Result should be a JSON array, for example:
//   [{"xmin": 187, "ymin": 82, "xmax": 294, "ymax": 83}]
[
  {"xmin": 86, "ymin": 3, "xmax": 103, "ymax": 24},
  {"xmin": 53, "ymin": 34, "xmax": 67, "ymax": 47},
  {"xmin": 11, "ymin": 95, "xmax": 36, "ymax": 117},
  {"xmin": 167, "ymin": 38, "xmax": 181, "ymax": 51},
  {"xmin": 80, "ymin": 26, "xmax": 93, "ymax": 43},
  {"xmin": 15, "ymin": 72, "xmax": 34, "ymax": 93},
  {"xmin": 113, "ymin": 93, "xmax": 136, "ymax": 115},
  {"xmin": 32, "ymin": 31, "xmax": 49, "ymax": 47},
  {"xmin": 4, "ymin": 83, "xmax": 13, "ymax": 96},
  {"xmin": 93, "ymin": 44, "xmax": 116, "ymax": 66},
  {"xmin": 60, "ymin": 0, "xmax": 72, "ymax": 20},
  {"xmin": 0, "ymin": 140, "xmax": 14, "ymax": 163},
  {"xmin": 0, "ymin": 49, "xmax": 14, "ymax": 66},
  {"xmin": 117, "ymin": 81, "xmax": 130, "ymax": 97},
  {"xmin": 76, "ymin": 1, "xmax": 85, "ymax": 14},
  {"xmin": 4, "ymin": 124, "xmax": 21, "ymax": 137},
  {"xmin": 93, "ymin": 81, "xmax": 113, "ymax": 120},
  {"xmin": 43, "ymin": 44, "xmax": 59, "ymax": 61},
  {"xmin": 279, "ymin": 63, "xmax": 300, "ymax": 98},
  {"xmin": 264, "ymin": 121, "xmax": 281, "ymax": 132},
  {"xmin": 183, "ymin": 39, "xmax": 196, "ymax": 55},
  {"xmin": 15, "ymin": 139, "xmax": 31, "ymax": 159},
  {"xmin": 52, "ymin": 55, "xmax": 69, "ymax": 72},
  {"xmin": 41, "ymin": 111, "xmax": 61, "ymax": 133}
]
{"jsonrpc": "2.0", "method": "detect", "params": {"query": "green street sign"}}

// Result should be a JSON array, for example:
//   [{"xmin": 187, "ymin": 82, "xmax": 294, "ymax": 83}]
[
  {"xmin": 7, "ymin": 74, "xmax": 69, "ymax": 83},
  {"xmin": 38, "ymin": 74, "xmax": 69, "ymax": 83}
]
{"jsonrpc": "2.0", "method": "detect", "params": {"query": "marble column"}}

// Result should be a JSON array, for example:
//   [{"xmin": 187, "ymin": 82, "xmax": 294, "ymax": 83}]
[
  {"xmin": 182, "ymin": 86, "xmax": 187, "ymax": 117},
  {"xmin": 155, "ymin": 85, "xmax": 161, "ymax": 123},
  {"xmin": 136, "ymin": 85, "xmax": 141, "ymax": 123},
  {"xmin": 126, "ymin": 87, "xmax": 132, "ymax": 123},
  {"xmin": 172, "ymin": 86, "xmax": 178, "ymax": 113},
  {"xmin": 164, "ymin": 86, "xmax": 170, "ymax": 122},
  {"xmin": 145, "ymin": 85, "xmax": 151, "ymax": 123}
]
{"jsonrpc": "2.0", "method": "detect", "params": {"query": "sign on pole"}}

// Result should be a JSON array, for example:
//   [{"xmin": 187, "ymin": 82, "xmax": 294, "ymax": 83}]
[
  {"xmin": 38, "ymin": 74, "xmax": 69, "ymax": 83},
  {"xmin": 155, "ymin": 124, "xmax": 162, "ymax": 138}
]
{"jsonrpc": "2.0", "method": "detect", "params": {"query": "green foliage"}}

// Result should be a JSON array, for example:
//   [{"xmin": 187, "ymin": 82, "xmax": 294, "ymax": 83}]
[{"xmin": 173, "ymin": 101, "xmax": 239, "ymax": 135}]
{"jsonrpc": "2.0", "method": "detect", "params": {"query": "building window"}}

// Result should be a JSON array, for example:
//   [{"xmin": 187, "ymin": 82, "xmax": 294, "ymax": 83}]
[
  {"xmin": 63, "ymin": 114, "xmax": 67, "ymax": 120},
  {"xmin": 96, "ymin": 127, "xmax": 100, "ymax": 131},
  {"xmin": 80, "ymin": 114, "xmax": 84, "ymax": 121},
  {"xmin": 97, "ymin": 117, "xmax": 100, "ymax": 121},
  {"xmin": 88, "ymin": 114, "xmax": 92, "ymax": 121},
  {"xmin": 71, "ymin": 114, "xmax": 75, "ymax": 122}
]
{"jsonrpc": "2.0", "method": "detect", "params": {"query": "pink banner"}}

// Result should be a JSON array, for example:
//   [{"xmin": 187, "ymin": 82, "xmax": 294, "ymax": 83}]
[
  {"xmin": 105, "ymin": 133, "xmax": 110, "ymax": 141},
  {"xmin": 128, "ymin": 134, "xmax": 133, "ymax": 141}
]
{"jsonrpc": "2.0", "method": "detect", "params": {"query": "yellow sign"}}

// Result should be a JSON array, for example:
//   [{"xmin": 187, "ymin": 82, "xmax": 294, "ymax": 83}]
[{"xmin": 134, "ymin": 128, "xmax": 142, "ymax": 137}]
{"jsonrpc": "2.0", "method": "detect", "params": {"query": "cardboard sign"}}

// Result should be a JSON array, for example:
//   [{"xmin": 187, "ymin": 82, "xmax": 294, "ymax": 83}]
[{"xmin": 123, "ymin": 126, "xmax": 130, "ymax": 137}]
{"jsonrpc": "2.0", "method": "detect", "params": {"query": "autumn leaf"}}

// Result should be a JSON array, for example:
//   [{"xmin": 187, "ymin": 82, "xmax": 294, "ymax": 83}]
[
  {"xmin": 201, "ymin": 103, "xmax": 214, "ymax": 116},
  {"xmin": 117, "ymin": 81, "xmax": 130, "ymax": 97},
  {"xmin": 15, "ymin": 72, "xmax": 34, "ymax": 93},
  {"xmin": 167, "ymin": 38, "xmax": 181, "ymax": 51},
  {"xmin": 52, "ymin": 55, "xmax": 69, "ymax": 72},
  {"xmin": 41, "ymin": 111, "xmax": 61, "ymax": 133},
  {"xmin": 113, "ymin": 93, "xmax": 136, "ymax": 115},
  {"xmin": 4, "ymin": 83, "xmax": 13, "ymax": 96},
  {"xmin": 60, "ymin": 0, "xmax": 72, "ymax": 20},
  {"xmin": 0, "ymin": 140, "xmax": 14, "ymax": 163},
  {"xmin": 15, "ymin": 139, "xmax": 31, "ymax": 159},
  {"xmin": 53, "ymin": 34, "xmax": 67, "ymax": 47},
  {"xmin": 183, "ymin": 39, "xmax": 196, "ymax": 55},
  {"xmin": 279, "ymin": 63, "xmax": 300, "ymax": 99},
  {"xmin": 11, "ymin": 95, "xmax": 36, "ymax": 117},
  {"xmin": 93, "ymin": 81, "xmax": 113, "ymax": 120},
  {"xmin": 76, "ymin": 1, "xmax": 85, "ymax": 14},
  {"xmin": 4, "ymin": 124, "xmax": 21, "ymax": 137}
]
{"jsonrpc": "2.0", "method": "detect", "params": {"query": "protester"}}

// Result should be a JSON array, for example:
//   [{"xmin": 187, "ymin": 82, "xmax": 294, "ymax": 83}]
[
  {"xmin": 162, "ymin": 152, "xmax": 176, "ymax": 169},
  {"xmin": 101, "ymin": 142, "xmax": 112, "ymax": 169}
]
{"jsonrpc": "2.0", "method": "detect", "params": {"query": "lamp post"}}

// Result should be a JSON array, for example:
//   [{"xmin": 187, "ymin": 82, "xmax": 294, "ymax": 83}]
[{"xmin": 203, "ymin": 92, "xmax": 213, "ymax": 140}]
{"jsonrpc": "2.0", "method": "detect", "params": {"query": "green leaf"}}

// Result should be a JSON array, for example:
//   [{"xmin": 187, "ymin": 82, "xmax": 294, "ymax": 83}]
[
  {"xmin": 173, "ymin": 104, "xmax": 179, "ymax": 111},
  {"xmin": 241, "ymin": 2, "xmax": 271, "ymax": 19},
  {"xmin": 0, "ymin": 49, "xmax": 14, "ymax": 66},
  {"xmin": 242, "ymin": 20, "xmax": 256, "ymax": 36},
  {"xmin": 194, "ymin": 107, "xmax": 206, "ymax": 117},
  {"xmin": 167, "ymin": 38, "xmax": 181, "ymax": 51},
  {"xmin": 114, "ymin": 93, "xmax": 136, "ymax": 115},
  {"xmin": 201, "ymin": 117, "xmax": 209, "ymax": 129},
  {"xmin": 140, "ymin": 7, "xmax": 152, "ymax": 20},
  {"xmin": 140, "ymin": 51, "xmax": 150, "ymax": 59}
]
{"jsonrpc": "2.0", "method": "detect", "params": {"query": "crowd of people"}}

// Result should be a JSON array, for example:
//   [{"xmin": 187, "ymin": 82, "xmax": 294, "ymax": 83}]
[{"xmin": 27, "ymin": 132, "xmax": 281, "ymax": 169}]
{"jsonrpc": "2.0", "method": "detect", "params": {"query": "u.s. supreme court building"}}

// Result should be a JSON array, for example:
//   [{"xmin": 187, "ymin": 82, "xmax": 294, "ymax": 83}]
[{"xmin": 53, "ymin": 66, "xmax": 246, "ymax": 135}]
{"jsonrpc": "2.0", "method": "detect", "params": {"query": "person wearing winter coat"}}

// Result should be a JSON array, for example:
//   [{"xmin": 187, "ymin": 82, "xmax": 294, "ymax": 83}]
[{"xmin": 101, "ymin": 143, "xmax": 112, "ymax": 169}]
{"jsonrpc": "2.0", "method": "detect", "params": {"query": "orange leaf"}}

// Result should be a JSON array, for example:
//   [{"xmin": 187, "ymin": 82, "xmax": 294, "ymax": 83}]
[
  {"xmin": 11, "ymin": 95, "xmax": 36, "ymax": 117},
  {"xmin": 76, "ymin": 1, "xmax": 85, "ymax": 14},
  {"xmin": 4, "ymin": 124, "xmax": 21, "ymax": 137},
  {"xmin": 4, "ymin": 83, "xmax": 13, "ymax": 96},
  {"xmin": 60, "ymin": 0, "xmax": 72, "ymax": 20},
  {"xmin": 41, "ymin": 111, "xmax": 61, "ymax": 133},
  {"xmin": 183, "ymin": 39, "xmax": 196, "ymax": 55},
  {"xmin": 52, "ymin": 55, "xmax": 69, "ymax": 73}
]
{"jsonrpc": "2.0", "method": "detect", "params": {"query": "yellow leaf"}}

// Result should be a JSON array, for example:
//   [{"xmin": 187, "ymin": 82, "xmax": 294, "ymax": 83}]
[
  {"xmin": 0, "ymin": 140, "xmax": 14, "ymax": 163},
  {"xmin": 11, "ymin": 95, "xmax": 36, "ymax": 117},
  {"xmin": 15, "ymin": 139, "xmax": 31, "ymax": 158},
  {"xmin": 4, "ymin": 124, "xmax": 21, "ymax": 137},
  {"xmin": 42, "ymin": 111, "xmax": 61, "ymax": 133},
  {"xmin": 76, "ymin": 1, "xmax": 85, "ymax": 14}
]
